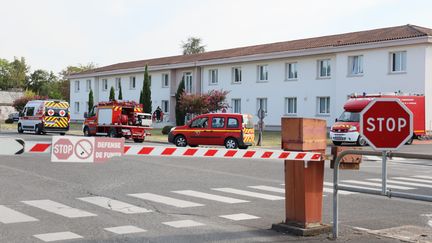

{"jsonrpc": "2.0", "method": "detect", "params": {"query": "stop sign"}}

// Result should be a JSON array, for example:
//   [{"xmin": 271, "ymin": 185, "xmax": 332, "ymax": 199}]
[
  {"xmin": 360, "ymin": 98, "xmax": 413, "ymax": 151},
  {"xmin": 52, "ymin": 138, "xmax": 74, "ymax": 160}
]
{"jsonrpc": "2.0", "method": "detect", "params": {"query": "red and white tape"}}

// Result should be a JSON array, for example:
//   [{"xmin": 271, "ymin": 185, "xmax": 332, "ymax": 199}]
[{"xmin": 25, "ymin": 142, "xmax": 322, "ymax": 161}]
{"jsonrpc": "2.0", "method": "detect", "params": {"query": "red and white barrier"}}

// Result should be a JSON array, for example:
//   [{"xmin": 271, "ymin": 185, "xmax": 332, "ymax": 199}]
[{"xmin": 25, "ymin": 142, "xmax": 322, "ymax": 161}]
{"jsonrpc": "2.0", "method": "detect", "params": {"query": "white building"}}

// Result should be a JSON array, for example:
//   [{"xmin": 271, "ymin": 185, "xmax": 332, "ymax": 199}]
[{"xmin": 69, "ymin": 24, "xmax": 432, "ymax": 131}]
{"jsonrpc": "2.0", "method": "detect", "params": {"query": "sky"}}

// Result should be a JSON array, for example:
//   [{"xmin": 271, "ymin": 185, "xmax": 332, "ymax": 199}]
[{"xmin": 1, "ymin": 0, "xmax": 431, "ymax": 73}]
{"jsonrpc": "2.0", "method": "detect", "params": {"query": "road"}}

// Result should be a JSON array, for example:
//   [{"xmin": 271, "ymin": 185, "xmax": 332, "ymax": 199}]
[{"xmin": 0, "ymin": 132, "xmax": 431, "ymax": 242}]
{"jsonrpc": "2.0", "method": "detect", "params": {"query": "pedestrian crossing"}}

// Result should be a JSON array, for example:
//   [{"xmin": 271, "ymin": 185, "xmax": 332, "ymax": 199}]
[{"xmin": 1, "ymin": 174, "xmax": 431, "ymax": 242}]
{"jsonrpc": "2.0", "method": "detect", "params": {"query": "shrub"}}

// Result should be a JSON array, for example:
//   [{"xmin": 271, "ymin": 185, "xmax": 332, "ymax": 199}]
[
  {"xmin": 162, "ymin": 125, "xmax": 174, "ymax": 135},
  {"xmin": 5, "ymin": 118, "xmax": 14, "ymax": 124}
]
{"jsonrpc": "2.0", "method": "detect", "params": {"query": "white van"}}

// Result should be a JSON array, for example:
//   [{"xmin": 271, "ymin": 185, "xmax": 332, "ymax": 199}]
[{"xmin": 18, "ymin": 100, "xmax": 70, "ymax": 135}]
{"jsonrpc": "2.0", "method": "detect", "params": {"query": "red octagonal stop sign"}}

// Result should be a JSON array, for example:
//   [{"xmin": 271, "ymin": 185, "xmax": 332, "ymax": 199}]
[
  {"xmin": 52, "ymin": 138, "xmax": 74, "ymax": 160},
  {"xmin": 360, "ymin": 98, "xmax": 413, "ymax": 151}
]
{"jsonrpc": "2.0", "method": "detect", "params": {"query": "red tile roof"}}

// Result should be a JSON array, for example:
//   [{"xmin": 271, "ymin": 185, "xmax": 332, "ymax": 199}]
[{"xmin": 74, "ymin": 24, "xmax": 432, "ymax": 76}]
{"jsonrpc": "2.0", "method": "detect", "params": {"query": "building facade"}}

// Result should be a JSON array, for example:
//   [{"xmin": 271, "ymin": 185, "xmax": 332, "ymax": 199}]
[{"xmin": 69, "ymin": 25, "xmax": 432, "ymax": 131}]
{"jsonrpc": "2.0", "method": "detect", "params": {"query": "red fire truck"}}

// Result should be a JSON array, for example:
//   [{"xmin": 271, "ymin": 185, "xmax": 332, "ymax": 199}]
[
  {"xmin": 83, "ymin": 101, "xmax": 152, "ymax": 143},
  {"xmin": 330, "ymin": 93, "xmax": 426, "ymax": 146}
]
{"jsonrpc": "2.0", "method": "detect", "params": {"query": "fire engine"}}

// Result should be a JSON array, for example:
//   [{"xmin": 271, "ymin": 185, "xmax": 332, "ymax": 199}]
[
  {"xmin": 330, "ymin": 93, "xmax": 426, "ymax": 146},
  {"xmin": 83, "ymin": 100, "xmax": 152, "ymax": 143}
]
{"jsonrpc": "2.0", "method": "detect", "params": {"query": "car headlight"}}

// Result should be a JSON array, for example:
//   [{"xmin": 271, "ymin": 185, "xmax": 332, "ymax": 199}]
[
  {"xmin": 170, "ymin": 127, "xmax": 176, "ymax": 132},
  {"xmin": 348, "ymin": 126, "xmax": 357, "ymax": 132}
]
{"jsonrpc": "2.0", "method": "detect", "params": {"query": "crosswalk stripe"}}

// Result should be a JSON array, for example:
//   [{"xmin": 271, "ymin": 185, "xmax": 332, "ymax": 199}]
[
  {"xmin": 212, "ymin": 188, "xmax": 284, "ymax": 200},
  {"xmin": 172, "ymin": 190, "xmax": 249, "ymax": 204},
  {"xmin": 341, "ymin": 180, "xmax": 415, "ymax": 190},
  {"xmin": 393, "ymin": 177, "xmax": 432, "ymax": 184},
  {"xmin": 162, "ymin": 219, "xmax": 204, "ymax": 228},
  {"xmin": 33, "ymin": 231, "xmax": 83, "ymax": 242},
  {"xmin": 248, "ymin": 185, "xmax": 285, "ymax": 194},
  {"xmin": 324, "ymin": 182, "xmax": 359, "ymax": 195},
  {"xmin": 22, "ymin": 200, "xmax": 96, "ymax": 218},
  {"xmin": 78, "ymin": 196, "xmax": 152, "ymax": 214},
  {"xmin": 369, "ymin": 179, "xmax": 432, "ymax": 189},
  {"xmin": 128, "ymin": 193, "xmax": 204, "ymax": 208},
  {"xmin": 0, "ymin": 205, "xmax": 38, "ymax": 224},
  {"xmin": 414, "ymin": 175, "xmax": 432, "ymax": 180},
  {"xmin": 104, "ymin": 225, "xmax": 147, "ymax": 234},
  {"xmin": 219, "ymin": 213, "xmax": 260, "ymax": 221}
]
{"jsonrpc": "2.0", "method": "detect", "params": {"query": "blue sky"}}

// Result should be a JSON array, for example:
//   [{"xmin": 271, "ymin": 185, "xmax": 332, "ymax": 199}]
[{"xmin": 1, "ymin": 0, "xmax": 431, "ymax": 73}]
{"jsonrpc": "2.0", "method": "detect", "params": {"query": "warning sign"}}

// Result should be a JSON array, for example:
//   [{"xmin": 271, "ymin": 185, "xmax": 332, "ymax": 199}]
[{"xmin": 51, "ymin": 136, "xmax": 124, "ymax": 163}]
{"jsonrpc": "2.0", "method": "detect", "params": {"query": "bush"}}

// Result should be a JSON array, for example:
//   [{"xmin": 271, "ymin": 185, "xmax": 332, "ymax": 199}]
[
  {"xmin": 162, "ymin": 125, "xmax": 174, "ymax": 135},
  {"xmin": 5, "ymin": 118, "xmax": 14, "ymax": 124}
]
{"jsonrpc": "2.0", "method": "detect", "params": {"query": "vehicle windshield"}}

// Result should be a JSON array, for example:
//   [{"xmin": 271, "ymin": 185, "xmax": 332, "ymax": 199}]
[{"xmin": 338, "ymin": 111, "xmax": 360, "ymax": 122}]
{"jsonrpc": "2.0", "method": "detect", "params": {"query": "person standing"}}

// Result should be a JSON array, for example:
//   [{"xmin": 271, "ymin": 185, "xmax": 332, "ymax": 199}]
[{"xmin": 155, "ymin": 106, "xmax": 162, "ymax": 122}]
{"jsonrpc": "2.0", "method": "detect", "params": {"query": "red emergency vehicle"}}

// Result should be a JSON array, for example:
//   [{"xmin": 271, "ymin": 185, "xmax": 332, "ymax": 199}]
[
  {"xmin": 83, "ymin": 100, "xmax": 152, "ymax": 143},
  {"xmin": 330, "ymin": 93, "xmax": 425, "ymax": 146}
]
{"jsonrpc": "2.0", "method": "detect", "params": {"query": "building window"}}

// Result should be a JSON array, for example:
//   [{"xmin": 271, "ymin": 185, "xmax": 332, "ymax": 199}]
[
  {"xmin": 74, "ymin": 80, "xmax": 80, "ymax": 92},
  {"xmin": 184, "ymin": 72, "xmax": 193, "ymax": 93},
  {"xmin": 318, "ymin": 59, "xmax": 331, "ymax": 78},
  {"xmin": 390, "ymin": 51, "xmax": 407, "ymax": 73},
  {"xmin": 102, "ymin": 79, "xmax": 108, "ymax": 91},
  {"xmin": 115, "ymin": 78, "xmax": 121, "ymax": 90},
  {"xmin": 129, "ymin": 76, "xmax": 136, "ymax": 89},
  {"xmin": 286, "ymin": 63, "xmax": 298, "ymax": 80},
  {"xmin": 348, "ymin": 55, "xmax": 364, "ymax": 75},
  {"xmin": 257, "ymin": 65, "xmax": 268, "ymax": 81},
  {"xmin": 74, "ymin": 102, "xmax": 80, "ymax": 113},
  {"xmin": 285, "ymin": 97, "xmax": 297, "ymax": 115},
  {"xmin": 209, "ymin": 69, "xmax": 218, "ymax": 85},
  {"xmin": 232, "ymin": 99, "xmax": 241, "ymax": 113},
  {"xmin": 317, "ymin": 97, "xmax": 330, "ymax": 115},
  {"xmin": 232, "ymin": 67, "xmax": 242, "ymax": 83},
  {"xmin": 86, "ymin": 80, "xmax": 91, "ymax": 91},
  {"xmin": 161, "ymin": 100, "xmax": 169, "ymax": 113},
  {"xmin": 162, "ymin": 73, "xmax": 169, "ymax": 88},
  {"xmin": 257, "ymin": 98, "xmax": 268, "ymax": 115}
]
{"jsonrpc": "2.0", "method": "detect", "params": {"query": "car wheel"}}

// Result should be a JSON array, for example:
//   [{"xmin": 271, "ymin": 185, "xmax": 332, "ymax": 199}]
[
  {"xmin": 225, "ymin": 138, "xmax": 238, "ymax": 149},
  {"xmin": 35, "ymin": 124, "xmax": 42, "ymax": 135},
  {"xmin": 357, "ymin": 136, "xmax": 367, "ymax": 146},
  {"xmin": 332, "ymin": 141, "xmax": 342, "ymax": 146},
  {"xmin": 83, "ymin": 126, "xmax": 90, "ymax": 137},
  {"xmin": 133, "ymin": 138, "xmax": 144, "ymax": 143},
  {"xmin": 174, "ymin": 135, "xmax": 187, "ymax": 147},
  {"xmin": 108, "ymin": 128, "xmax": 117, "ymax": 138},
  {"xmin": 405, "ymin": 136, "xmax": 414, "ymax": 145},
  {"xmin": 17, "ymin": 124, "xmax": 23, "ymax": 134}
]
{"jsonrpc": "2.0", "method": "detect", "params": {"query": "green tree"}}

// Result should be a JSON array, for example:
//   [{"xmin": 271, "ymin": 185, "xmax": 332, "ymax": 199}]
[
  {"xmin": 0, "ymin": 58, "xmax": 12, "ymax": 90},
  {"xmin": 109, "ymin": 86, "xmax": 115, "ymax": 101},
  {"xmin": 175, "ymin": 78, "xmax": 186, "ymax": 125},
  {"xmin": 88, "ymin": 89, "xmax": 94, "ymax": 113},
  {"xmin": 27, "ymin": 69, "xmax": 57, "ymax": 95},
  {"xmin": 181, "ymin": 37, "xmax": 206, "ymax": 55},
  {"xmin": 9, "ymin": 57, "xmax": 29, "ymax": 89},
  {"xmin": 141, "ymin": 65, "xmax": 152, "ymax": 113},
  {"xmin": 58, "ymin": 63, "xmax": 97, "ymax": 101},
  {"xmin": 118, "ymin": 81, "xmax": 123, "ymax": 100}
]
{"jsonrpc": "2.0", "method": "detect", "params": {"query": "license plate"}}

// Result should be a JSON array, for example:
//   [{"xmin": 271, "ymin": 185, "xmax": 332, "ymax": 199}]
[{"xmin": 333, "ymin": 137, "xmax": 346, "ymax": 141}]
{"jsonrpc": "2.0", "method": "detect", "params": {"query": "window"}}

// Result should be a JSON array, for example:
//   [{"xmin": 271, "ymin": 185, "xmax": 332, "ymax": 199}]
[
  {"xmin": 318, "ymin": 59, "xmax": 331, "ymax": 78},
  {"xmin": 115, "ymin": 77, "xmax": 121, "ymax": 90},
  {"xmin": 184, "ymin": 72, "xmax": 193, "ymax": 93},
  {"xmin": 257, "ymin": 98, "xmax": 267, "ymax": 115},
  {"xmin": 227, "ymin": 118, "xmax": 239, "ymax": 128},
  {"xmin": 86, "ymin": 80, "xmax": 91, "ymax": 91},
  {"xmin": 348, "ymin": 55, "xmax": 364, "ymax": 75},
  {"xmin": 74, "ymin": 80, "xmax": 80, "ymax": 92},
  {"xmin": 209, "ymin": 69, "xmax": 218, "ymax": 85},
  {"xmin": 232, "ymin": 67, "xmax": 242, "ymax": 83},
  {"xmin": 257, "ymin": 65, "xmax": 268, "ymax": 81},
  {"xmin": 25, "ymin": 107, "xmax": 35, "ymax": 116},
  {"xmin": 161, "ymin": 100, "xmax": 169, "ymax": 113},
  {"xmin": 211, "ymin": 117, "xmax": 225, "ymax": 128},
  {"xmin": 232, "ymin": 99, "xmax": 241, "ymax": 113},
  {"xmin": 102, "ymin": 79, "xmax": 108, "ymax": 91},
  {"xmin": 129, "ymin": 76, "xmax": 136, "ymax": 89},
  {"xmin": 162, "ymin": 73, "xmax": 169, "ymax": 88},
  {"xmin": 191, "ymin": 117, "xmax": 208, "ymax": 128},
  {"xmin": 285, "ymin": 97, "xmax": 297, "ymax": 115},
  {"xmin": 317, "ymin": 97, "xmax": 330, "ymax": 115},
  {"xmin": 74, "ymin": 102, "xmax": 80, "ymax": 113},
  {"xmin": 390, "ymin": 51, "xmax": 407, "ymax": 72},
  {"xmin": 286, "ymin": 63, "xmax": 298, "ymax": 80}
]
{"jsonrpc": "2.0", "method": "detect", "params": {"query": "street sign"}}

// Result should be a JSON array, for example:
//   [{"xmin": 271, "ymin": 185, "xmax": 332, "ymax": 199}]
[
  {"xmin": 360, "ymin": 98, "xmax": 413, "ymax": 151},
  {"xmin": 0, "ymin": 137, "xmax": 24, "ymax": 155},
  {"xmin": 52, "ymin": 138, "xmax": 74, "ymax": 160}
]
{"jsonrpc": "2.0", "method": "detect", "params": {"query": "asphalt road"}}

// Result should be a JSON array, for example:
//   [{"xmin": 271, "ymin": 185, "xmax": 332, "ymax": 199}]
[{"xmin": 0, "ymin": 132, "xmax": 431, "ymax": 242}]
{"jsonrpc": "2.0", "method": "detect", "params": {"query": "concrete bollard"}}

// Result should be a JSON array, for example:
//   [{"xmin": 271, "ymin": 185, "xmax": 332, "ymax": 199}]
[{"xmin": 272, "ymin": 117, "xmax": 331, "ymax": 236}]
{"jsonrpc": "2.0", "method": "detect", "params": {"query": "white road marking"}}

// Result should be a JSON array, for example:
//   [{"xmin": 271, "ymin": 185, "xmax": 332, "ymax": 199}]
[
  {"xmin": 78, "ymin": 196, "xmax": 151, "ymax": 214},
  {"xmin": 341, "ymin": 180, "xmax": 414, "ymax": 190},
  {"xmin": 324, "ymin": 182, "xmax": 359, "ymax": 195},
  {"xmin": 104, "ymin": 225, "xmax": 147, "ymax": 234},
  {"xmin": 162, "ymin": 219, "xmax": 204, "ymax": 228},
  {"xmin": 33, "ymin": 232, "xmax": 83, "ymax": 242},
  {"xmin": 219, "ymin": 213, "xmax": 260, "ymax": 221},
  {"xmin": 369, "ymin": 179, "xmax": 432, "ymax": 189},
  {"xmin": 0, "ymin": 205, "xmax": 38, "ymax": 224},
  {"xmin": 248, "ymin": 185, "xmax": 285, "ymax": 194},
  {"xmin": 172, "ymin": 190, "xmax": 248, "ymax": 204},
  {"xmin": 414, "ymin": 175, "xmax": 432, "ymax": 180},
  {"xmin": 128, "ymin": 193, "xmax": 204, "ymax": 208},
  {"xmin": 392, "ymin": 177, "xmax": 432, "ymax": 185},
  {"xmin": 212, "ymin": 188, "xmax": 284, "ymax": 200},
  {"xmin": 22, "ymin": 200, "xmax": 96, "ymax": 218}
]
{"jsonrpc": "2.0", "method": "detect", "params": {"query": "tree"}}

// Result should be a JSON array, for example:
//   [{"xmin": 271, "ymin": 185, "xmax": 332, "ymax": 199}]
[
  {"xmin": 118, "ymin": 81, "xmax": 123, "ymax": 100},
  {"xmin": 58, "ymin": 63, "xmax": 97, "ymax": 102},
  {"xmin": 179, "ymin": 89, "xmax": 229, "ymax": 115},
  {"xmin": 181, "ymin": 37, "xmax": 206, "ymax": 55},
  {"xmin": 13, "ymin": 91, "xmax": 47, "ymax": 113},
  {"xmin": 88, "ymin": 89, "xmax": 94, "ymax": 113},
  {"xmin": 109, "ymin": 86, "xmax": 115, "ymax": 101},
  {"xmin": 175, "ymin": 78, "xmax": 186, "ymax": 125},
  {"xmin": 141, "ymin": 65, "xmax": 152, "ymax": 113},
  {"xmin": 0, "ymin": 59, "xmax": 12, "ymax": 90},
  {"xmin": 9, "ymin": 57, "xmax": 29, "ymax": 89}
]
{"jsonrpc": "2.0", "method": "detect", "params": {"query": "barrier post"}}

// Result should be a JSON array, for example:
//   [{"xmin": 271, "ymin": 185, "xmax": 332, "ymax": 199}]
[{"xmin": 272, "ymin": 117, "xmax": 331, "ymax": 236}]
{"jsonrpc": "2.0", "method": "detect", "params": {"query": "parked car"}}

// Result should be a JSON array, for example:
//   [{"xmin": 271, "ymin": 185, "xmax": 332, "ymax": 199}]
[
  {"xmin": 8, "ymin": 112, "xmax": 19, "ymax": 122},
  {"xmin": 168, "ymin": 113, "xmax": 255, "ymax": 149}
]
